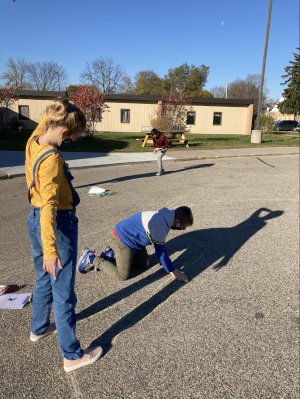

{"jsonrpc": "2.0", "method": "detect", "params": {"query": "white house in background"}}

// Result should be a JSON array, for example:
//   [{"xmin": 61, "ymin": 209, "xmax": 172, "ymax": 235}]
[
  {"xmin": 269, "ymin": 97, "xmax": 298, "ymax": 121},
  {"xmin": 9, "ymin": 90, "xmax": 254, "ymax": 135}
]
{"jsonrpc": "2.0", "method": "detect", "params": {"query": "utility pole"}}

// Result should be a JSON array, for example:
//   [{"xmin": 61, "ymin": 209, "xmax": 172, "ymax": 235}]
[{"xmin": 254, "ymin": 0, "xmax": 273, "ymax": 130}]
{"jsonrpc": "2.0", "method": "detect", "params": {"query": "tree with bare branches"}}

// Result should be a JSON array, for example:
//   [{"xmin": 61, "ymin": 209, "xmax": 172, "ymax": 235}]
[
  {"xmin": 210, "ymin": 74, "xmax": 268, "ymax": 114},
  {"xmin": 228, "ymin": 74, "xmax": 262, "ymax": 99},
  {"xmin": 80, "ymin": 58, "xmax": 128, "ymax": 93},
  {"xmin": 27, "ymin": 62, "xmax": 67, "ymax": 91},
  {"xmin": 118, "ymin": 75, "xmax": 135, "ymax": 93},
  {"xmin": 209, "ymin": 86, "xmax": 226, "ymax": 98},
  {"xmin": 1, "ymin": 57, "xmax": 31, "ymax": 89}
]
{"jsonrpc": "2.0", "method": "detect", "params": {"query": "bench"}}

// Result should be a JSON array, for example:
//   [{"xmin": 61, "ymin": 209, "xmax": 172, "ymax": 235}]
[{"xmin": 142, "ymin": 131, "xmax": 189, "ymax": 148}]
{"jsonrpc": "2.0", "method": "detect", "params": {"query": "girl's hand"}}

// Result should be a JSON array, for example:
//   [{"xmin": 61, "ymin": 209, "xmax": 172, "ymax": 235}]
[{"xmin": 43, "ymin": 257, "xmax": 62, "ymax": 280}]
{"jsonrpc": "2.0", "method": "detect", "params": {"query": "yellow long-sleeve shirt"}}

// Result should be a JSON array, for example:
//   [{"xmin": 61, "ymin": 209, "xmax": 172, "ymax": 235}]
[{"xmin": 25, "ymin": 114, "xmax": 74, "ymax": 260}]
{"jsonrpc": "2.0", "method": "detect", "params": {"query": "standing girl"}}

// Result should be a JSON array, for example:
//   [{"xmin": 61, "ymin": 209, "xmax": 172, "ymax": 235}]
[{"xmin": 26, "ymin": 99, "xmax": 102, "ymax": 372}]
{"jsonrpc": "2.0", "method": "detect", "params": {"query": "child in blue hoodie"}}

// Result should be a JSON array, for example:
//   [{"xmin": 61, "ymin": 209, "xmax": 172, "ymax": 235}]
[{"xmin": 77, "ymin": 206, "xmax": 193, "ymax": 282}]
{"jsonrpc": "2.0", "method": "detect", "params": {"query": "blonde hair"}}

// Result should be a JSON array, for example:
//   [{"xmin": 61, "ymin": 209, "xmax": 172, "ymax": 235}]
[{"xmin": 45, "ymin": 99, "xmax": 86, "ymax": 134}]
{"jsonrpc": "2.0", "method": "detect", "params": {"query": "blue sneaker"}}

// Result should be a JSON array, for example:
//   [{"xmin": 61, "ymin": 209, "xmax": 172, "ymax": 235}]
[
  {"xmin": 77, "ymin": 248, "xmax": 96, "ymax": 274},
  {"xmin": 100, "ymin": 246, "xmax": 115, "ymax": 261}
]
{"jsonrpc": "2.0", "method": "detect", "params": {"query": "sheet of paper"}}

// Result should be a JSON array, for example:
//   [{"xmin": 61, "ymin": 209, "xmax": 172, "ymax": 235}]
[
  {"xmin": 0, "ymin": 293, "xmax": 31, "ymax": 309},
  {"xmin": 88, "ymin": 186, "xmax": 106, "ymax": 195}
]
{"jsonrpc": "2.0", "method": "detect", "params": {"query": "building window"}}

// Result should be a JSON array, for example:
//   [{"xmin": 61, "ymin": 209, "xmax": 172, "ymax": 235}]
[
  {"xmin": 18, "ymin": 105, "xmax": 29, "ymax": 120},
  {"xmin": 187, "ymin": 111, "xmax": 196, "ymax": 125},
  {"xmin": 121, "ymin": 109, "xmax": 130, "ymax": 123},
  {"xmin": 213, "ymin": 112, "xmax": 222, "ymax": 125}
]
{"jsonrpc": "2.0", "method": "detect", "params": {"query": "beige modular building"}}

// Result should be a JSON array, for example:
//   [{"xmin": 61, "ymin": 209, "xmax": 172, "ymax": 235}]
[{"xmin": 11, "ymin": 90, "xmax": 254, "ymax": 135}]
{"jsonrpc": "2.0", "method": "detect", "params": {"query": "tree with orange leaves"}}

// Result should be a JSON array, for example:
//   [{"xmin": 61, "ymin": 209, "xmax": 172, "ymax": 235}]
[{"xmin": 67, "ymin": 85, "xmax": 108, "ymax": 136}]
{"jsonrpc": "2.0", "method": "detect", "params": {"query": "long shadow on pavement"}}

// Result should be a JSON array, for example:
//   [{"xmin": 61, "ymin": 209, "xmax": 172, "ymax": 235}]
[
  {"xmin": 74, "ymin": 163, "xmax": 214, "ymax": 188},
  {"xmin": 78, "ymin": 208, "xmax": 283, "ymax": 355}
]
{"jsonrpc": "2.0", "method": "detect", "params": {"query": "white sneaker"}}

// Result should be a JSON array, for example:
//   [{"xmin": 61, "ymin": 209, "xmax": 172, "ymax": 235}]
[
  {"xmin": 30, "ymin": 323, "xmax": 56, "ymax": 342},
  {"xmin": 63, "ymin": 346, "xmax": 103, "ymax": 372}
]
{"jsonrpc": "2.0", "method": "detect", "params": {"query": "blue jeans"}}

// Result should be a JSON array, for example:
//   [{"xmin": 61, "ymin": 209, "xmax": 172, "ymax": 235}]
[{"xmin": 27, "ymin": 207, "xmax": 82, "ymax": 360}]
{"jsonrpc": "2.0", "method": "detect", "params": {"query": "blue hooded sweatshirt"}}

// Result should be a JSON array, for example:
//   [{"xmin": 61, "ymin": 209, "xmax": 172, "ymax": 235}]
[{"xmin": 114, "ymin": 208, "xmax": 176, "ymax": 273}]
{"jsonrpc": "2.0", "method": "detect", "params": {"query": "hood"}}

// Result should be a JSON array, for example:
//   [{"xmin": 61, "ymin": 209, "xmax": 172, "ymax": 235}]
[
  {"xmin": 157, "ymin": 207, "xmax": 175, "ymax": 228},
  {"xmin": 141, "ymin": 208, "xmax": 175, "ymax": 245}
]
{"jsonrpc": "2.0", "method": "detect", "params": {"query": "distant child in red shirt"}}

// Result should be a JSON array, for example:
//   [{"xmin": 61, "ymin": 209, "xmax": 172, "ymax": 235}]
[{"xmin": 151, "ymin": 128, "xmax": 169, "ymax": 176}]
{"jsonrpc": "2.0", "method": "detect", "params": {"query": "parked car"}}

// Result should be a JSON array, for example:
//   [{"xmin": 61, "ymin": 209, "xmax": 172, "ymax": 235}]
[
  {"xmin": 275, "ymin": 120, "xmax": 298, "ymax": 131},
  {"xmin": 293, "ymin": 123, "xmax": 300, "ymax": 132}
]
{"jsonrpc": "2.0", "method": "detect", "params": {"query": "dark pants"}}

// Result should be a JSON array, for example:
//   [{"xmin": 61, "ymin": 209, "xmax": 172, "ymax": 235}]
[{"xmin": 95, "ymin": 237, "xmax": 148, "ymax": 281}]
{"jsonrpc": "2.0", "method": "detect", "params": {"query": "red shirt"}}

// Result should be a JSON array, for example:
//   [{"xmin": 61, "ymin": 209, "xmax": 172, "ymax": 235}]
[{"xmin": 152, "ymin": 133, "xmax": 169, "ymax": 150}]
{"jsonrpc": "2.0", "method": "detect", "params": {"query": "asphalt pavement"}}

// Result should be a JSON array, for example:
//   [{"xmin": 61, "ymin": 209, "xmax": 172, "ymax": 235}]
[{"xmin": 0, "ymin": 147, "xmax": 299, "ymax": 398}]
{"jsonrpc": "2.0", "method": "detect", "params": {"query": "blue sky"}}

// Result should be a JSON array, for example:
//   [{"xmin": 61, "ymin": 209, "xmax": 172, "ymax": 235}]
[{"xmin": 0, "ymin": 0, "xmax": 298, "ymax": 100}]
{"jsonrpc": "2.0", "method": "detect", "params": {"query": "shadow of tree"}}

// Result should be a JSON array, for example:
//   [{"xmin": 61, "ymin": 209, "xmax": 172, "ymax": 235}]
[
  {"xmin": 74, "ymin": 163, "xmax": 214, "ymax": 189},
  {"xmin": 79, "ymin": 208, "xmax": 283, "ymax": 355}
]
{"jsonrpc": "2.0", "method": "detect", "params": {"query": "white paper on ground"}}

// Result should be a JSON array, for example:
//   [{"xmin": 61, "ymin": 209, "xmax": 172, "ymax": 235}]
[
  {"xmin": 0, "ymin": 293, "xmax": 31, "ymax": 309},
  {"xmin": 88, "ymin": 186, "xmax": 106, "ymax": 195}
]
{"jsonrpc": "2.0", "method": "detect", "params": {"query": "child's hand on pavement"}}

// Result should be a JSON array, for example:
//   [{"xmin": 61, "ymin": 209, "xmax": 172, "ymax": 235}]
[{"xmin": 171, "ymin": 268, "xmax": 189, "ymax": 283}]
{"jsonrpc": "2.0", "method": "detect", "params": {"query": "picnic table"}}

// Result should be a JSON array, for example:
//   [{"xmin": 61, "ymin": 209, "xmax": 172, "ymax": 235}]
[{"xmin": 141, "ymin": 130, "xmax": 189, "ymax": 148}]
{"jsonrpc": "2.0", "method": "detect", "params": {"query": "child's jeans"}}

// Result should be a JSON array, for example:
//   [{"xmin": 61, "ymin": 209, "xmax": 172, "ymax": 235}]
[{"xmin": 27, "ymin": 207, "xmax": 82, "ymax": 360}]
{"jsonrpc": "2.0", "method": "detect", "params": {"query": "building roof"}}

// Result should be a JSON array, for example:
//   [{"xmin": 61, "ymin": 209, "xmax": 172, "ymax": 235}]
[
  {"xmin": 17, "ymin": 90, "xmax": 254, "ymax": 106},
  {"xmin": 18, "ymin": 90, "xmax": 66, "ymax": 99}
]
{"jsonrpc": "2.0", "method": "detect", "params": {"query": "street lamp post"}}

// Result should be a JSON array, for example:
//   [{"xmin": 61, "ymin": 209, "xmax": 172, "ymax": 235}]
[{"xmin": 251, "ymin": 0, "xmax": 273, "ymax": 143}]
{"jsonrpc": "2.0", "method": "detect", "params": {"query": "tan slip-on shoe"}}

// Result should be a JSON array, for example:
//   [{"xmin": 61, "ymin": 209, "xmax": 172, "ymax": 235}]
[
  {"xmin": 64, "ymin": 346, "xmax": 103, "ymax": 372},
  {"xmin": 30, "ymin": 323, "xmax": 57, "ymax": 342}
]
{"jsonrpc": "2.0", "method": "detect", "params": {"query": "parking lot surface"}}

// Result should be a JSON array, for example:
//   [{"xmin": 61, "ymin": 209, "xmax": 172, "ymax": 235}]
[{"xmin": 0, "ymin": 152, "xmax": 299, "ymax": 399}]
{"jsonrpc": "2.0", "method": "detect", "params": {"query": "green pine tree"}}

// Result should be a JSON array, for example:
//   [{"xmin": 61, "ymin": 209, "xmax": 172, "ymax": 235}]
[{"xmin": 278, "ymin": 48, "xmax": 300, "ymax": 117}]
